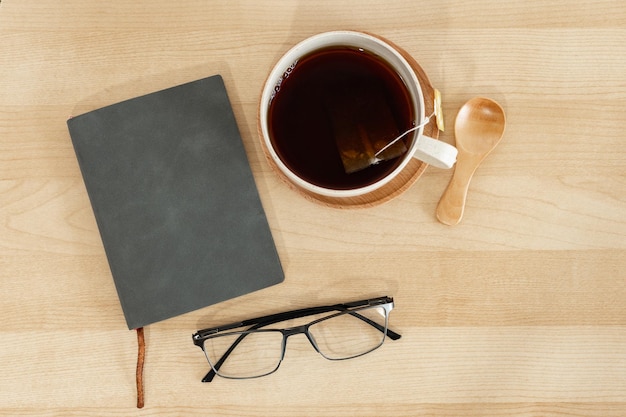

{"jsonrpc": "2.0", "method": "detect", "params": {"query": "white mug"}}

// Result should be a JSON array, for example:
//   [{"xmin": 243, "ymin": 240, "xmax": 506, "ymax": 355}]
[{"xmin": 259, "ymin": 30, "xmax": 457, "ymax": 198}]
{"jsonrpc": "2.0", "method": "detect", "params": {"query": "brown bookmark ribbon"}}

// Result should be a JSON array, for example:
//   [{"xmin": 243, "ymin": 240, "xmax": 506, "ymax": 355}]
[{"xmin": 136, "ymin": 327, "xmax": 145, "ymax": 408}]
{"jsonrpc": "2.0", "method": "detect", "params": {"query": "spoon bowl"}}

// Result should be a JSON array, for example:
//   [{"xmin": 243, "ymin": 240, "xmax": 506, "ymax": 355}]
[{"xmin": 436, "ymin": 97, "xmax": 506, "ymax": 225}]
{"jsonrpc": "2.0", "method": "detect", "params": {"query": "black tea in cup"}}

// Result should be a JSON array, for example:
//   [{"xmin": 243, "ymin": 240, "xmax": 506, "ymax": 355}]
[{"xmin": 268, "ymin": 46, "xmax": 415, "ymax": 190}]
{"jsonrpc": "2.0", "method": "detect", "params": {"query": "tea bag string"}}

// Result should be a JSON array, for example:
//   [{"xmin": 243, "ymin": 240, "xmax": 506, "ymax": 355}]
[{"xmin": 374, "ymin": 110, "xmax": 436, "ymax": 158}]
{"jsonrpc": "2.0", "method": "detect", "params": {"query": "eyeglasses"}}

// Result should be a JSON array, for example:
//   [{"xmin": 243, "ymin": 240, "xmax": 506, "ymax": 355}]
[{"xmin": 192, "ymin": 296, "xmax": 401, "ymax": 382}]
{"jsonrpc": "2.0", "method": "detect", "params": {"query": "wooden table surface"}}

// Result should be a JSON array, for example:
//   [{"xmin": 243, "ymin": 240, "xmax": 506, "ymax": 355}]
[{"xmin": 1, "ymin": 1, "xmax": 625, "ymax": 415}]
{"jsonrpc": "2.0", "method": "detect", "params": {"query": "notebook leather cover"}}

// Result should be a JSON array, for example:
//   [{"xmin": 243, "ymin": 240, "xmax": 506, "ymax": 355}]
[{"xmin": 67, "ymin": 75, "xmax": 284, "ymax": 329}]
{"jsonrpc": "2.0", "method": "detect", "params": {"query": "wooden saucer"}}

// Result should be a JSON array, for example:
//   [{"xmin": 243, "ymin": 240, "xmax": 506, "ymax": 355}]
[{"xmin": 257, "ymin": 35, "xmax": 439, "ymax": 209}]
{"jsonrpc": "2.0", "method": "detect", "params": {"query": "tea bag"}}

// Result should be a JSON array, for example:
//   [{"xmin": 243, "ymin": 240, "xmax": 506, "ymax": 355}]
[
  {"xmin": 330, "ymin": 88, "xmax": 445, "ymax": 174},
  {"xmin": 327, "ymin": 85, "xmax": 407, "ymax": 174}
]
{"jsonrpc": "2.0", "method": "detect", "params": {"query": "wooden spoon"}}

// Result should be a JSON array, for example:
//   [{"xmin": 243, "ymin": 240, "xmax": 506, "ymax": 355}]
[{"xmin": 436, "ymin": 97, "xmax": 506, "ymax": 225}]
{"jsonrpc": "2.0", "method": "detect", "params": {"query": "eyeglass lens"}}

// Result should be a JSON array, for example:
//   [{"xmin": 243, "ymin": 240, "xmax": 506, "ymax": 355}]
[
  {"xmin": 203, "ymin": 330, "xmax": 284, "ymax": 379},
  {"xmin": 309, "ymin": 305, "xmax": 388, "ymax": 360}
]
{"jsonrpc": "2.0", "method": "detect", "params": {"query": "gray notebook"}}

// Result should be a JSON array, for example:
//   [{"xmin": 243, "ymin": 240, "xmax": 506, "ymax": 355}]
[{"xmin": 68, "ymin": 75, "xmax": 284, "ymax": 329}]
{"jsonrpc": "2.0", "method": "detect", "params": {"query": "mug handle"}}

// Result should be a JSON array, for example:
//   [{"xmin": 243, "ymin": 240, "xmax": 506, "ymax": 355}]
[{"xmin": 413, "ymin": 135, "xmax": 457, "ymax": 169}]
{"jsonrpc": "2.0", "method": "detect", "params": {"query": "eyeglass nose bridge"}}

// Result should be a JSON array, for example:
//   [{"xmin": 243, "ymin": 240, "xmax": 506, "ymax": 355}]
[{"xmin": 281, "ymin": 324, "xmax": 321, "ymax": 353}]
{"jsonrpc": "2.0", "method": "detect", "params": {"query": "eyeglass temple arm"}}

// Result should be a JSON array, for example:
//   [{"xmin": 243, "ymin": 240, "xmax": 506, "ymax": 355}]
[
  {"xmin": 196, "ymin": 297, "xmax": 394, "ymax": 338},
  {"xmin": 201, "ymin": 304, "xmax": 401, "ymax": 383}
]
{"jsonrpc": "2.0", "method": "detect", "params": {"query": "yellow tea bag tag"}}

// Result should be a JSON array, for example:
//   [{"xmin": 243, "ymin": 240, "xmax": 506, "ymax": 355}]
[{"xmin": 434, "ymin": 89, "xmax": 445, "ymax": 132}]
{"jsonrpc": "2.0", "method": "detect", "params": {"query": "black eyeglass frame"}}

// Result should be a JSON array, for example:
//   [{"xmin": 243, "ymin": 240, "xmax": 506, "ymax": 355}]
[{"xmin": 192, "ymin": 296, "xmax": 401, "ymax": 382}]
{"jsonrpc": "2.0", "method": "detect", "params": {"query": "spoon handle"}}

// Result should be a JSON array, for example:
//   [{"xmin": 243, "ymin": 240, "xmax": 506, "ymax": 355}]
[{"xmin": 436, "ymin": 154, "xmax": 480, "ymax": 225}]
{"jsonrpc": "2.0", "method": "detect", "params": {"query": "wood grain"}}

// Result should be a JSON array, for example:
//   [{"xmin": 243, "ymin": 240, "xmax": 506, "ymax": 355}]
[{"xmin": 1, "ymin": 0, "xmax": 625, "ymax": 415}]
